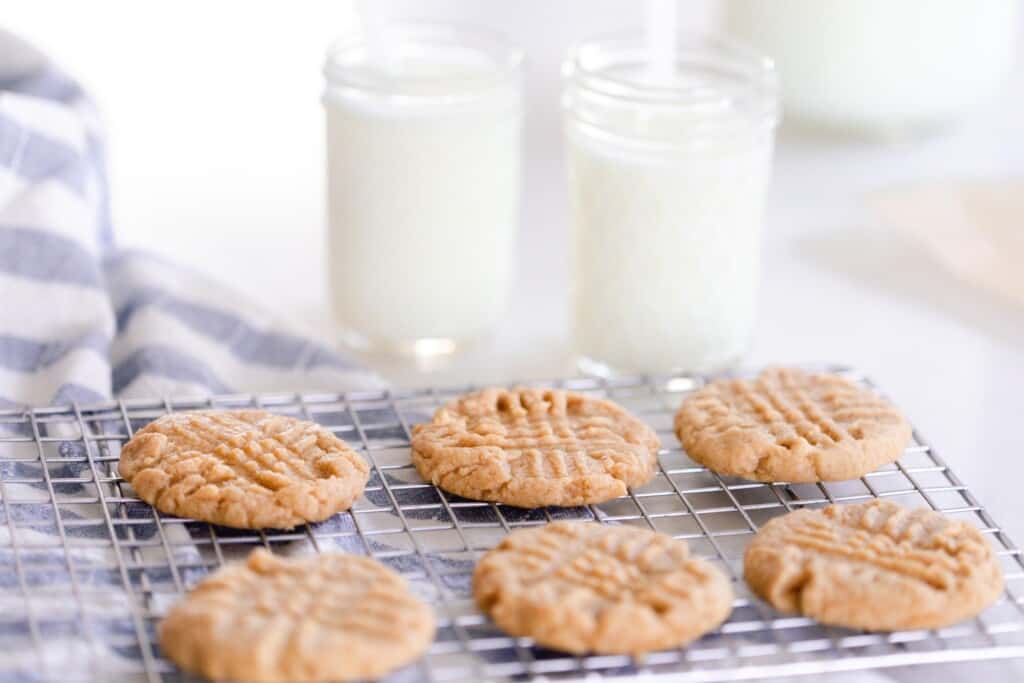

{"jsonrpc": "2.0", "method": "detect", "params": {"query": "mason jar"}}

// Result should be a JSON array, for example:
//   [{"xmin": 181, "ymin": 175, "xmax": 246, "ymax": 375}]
[
  {"xmin": 564, "ymin": 32, "xmax": 779, "ymax": 374},
  {"xmin": 324, "ymin": 23, "xmax": 523, "ymax": 357}
]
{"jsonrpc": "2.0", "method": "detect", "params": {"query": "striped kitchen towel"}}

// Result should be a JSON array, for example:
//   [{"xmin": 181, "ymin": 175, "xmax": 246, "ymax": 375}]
[{"xmin": 0, "ymin": 29, "xmax": 379, "ymax": 409}]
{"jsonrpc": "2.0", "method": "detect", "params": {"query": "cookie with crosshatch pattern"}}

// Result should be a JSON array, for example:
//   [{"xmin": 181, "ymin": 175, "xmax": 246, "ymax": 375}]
[
  {"xmin": 411, "ymin": 387, "xmax": 660, "ymax": 507},
  {"xmin": 473, "ymin": 521, "xmax": 733, "ymax": 654},
  {"xmin": 674, "ymin": 368, "xmax": 912, "ymax": 483},
  {"xmin": 159, "ymin": 549, "xmax": 435, "ymax": 682},
  {"xmin": 744, "ymin": 500, "xmax": 1004, "ymax": 630},
  {"xmin": 118, "ymin": 410, "xmax": 368, "ymax": 529}
]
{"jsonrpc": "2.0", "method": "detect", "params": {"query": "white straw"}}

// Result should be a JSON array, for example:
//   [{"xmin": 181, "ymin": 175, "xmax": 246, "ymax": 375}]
[
  {"xmin": 357, "ymin": 0, "xmax": 388, "ymax": 67},
  {"xmin": 645, "ymin": 0, "xmax": 677, "ymax": 84}
]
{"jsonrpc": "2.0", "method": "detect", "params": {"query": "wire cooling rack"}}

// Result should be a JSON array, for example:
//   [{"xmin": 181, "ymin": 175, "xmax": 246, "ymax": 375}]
[{"xmin": 0, "ymin": 367, "xmax": 1022, "ymax": 683}]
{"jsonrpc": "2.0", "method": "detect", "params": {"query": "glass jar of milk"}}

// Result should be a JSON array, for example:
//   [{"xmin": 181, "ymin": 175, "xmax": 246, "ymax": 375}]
[
  {"xmin": 324, "ymin": 24, "xmax": 522, "ymax": 356},
  {"xmin": 564, "ymin": 34, "xmax": 778, "ymax": 375}
]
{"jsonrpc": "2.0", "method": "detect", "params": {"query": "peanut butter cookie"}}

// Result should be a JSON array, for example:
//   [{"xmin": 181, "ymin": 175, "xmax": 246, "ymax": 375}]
[
  {"xmin": 159, "ymin": 549, "xmax": 435, "ymax": 682},
  {"xmin": 119, "ymin": 410, "xmax": 368, "ymax": 529},
  {"xmin": 412, "ymin": 388, "xmax": 660, "ymax": 508},
  {"xmin": 473, "ymin": 521, "xmax": 733, "ymax": 654},
  {"xmin": 674, "ymin": 368, "xmax": 911, "ymax": 482},
  {"xmin": 744, "ymin": 500, "xmax": 1004, "ymax": 631}
]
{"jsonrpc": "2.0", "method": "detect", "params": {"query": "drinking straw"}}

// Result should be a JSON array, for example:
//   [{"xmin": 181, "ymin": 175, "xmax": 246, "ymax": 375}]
[
  {"xmin": 357, "ymin": 0, "xmax": 388, "ymax": 67},
  {"xmin": 645, "ymin": 0, "xmax": 677, "ymax": 83}
]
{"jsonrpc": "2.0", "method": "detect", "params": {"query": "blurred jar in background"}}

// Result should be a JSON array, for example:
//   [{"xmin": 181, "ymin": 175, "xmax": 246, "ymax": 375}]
[
  {"xmin": 725, "ymin": 0, "xmax": 1021, "ymax": 135},
  {"xmin": 564, "ymin": 33, "xmax": 779, "ymax": 374},
  {"xmin": 324, "ymin": 24, "xmax": 522, "ymax": 356}
]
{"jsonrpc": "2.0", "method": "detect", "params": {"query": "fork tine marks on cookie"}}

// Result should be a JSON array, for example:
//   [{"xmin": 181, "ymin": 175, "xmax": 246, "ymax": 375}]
[
  {"xmin": 675, "ymin": 368, "xmax": 912, "ymax": 484},
  {"xmin": 473, "ymin": 522, "xmax": 733, "ymax": 656},
  {"xmin": 412, "ymin": 387, "xmax": 660, "ymax": 508}
]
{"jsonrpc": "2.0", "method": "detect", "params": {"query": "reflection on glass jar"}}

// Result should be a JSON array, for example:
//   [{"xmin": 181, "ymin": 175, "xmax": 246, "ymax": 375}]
[
  {"xmin": 324, "ymin": 24, "xmax": 522, "ymax": 356},
  {"xmin": 563, "ymin": 33, "xmax": 779, "ymax": 374}
]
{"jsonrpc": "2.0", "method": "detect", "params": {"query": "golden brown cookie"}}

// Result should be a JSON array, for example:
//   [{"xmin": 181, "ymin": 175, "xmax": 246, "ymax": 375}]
[
  {"xmin": 674, "ymin": 368, "xmax": 911, "ymax": 482},
  {"xmin": 744, "ymin": 500, "xmax": 1004, "ymax": 631},
  {"xmin": 411, "ymin": 388, "xmax": 660, "ymax": 508},
  {"xmin": 159, "ymin": 549, "xmax": 435, "ymax": 683},
  {"xmin": 119, "ymin": 410, "xmax": 368, "ymax": 529},
  {"xmin": 473, "ymin": 521, "xmax": 733, "ymax": 654}
]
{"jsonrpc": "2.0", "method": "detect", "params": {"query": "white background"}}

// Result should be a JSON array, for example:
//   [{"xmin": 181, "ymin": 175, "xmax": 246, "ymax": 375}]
[{"xmin": 7, "ymin": 0, "xmax": 1024, "ymax": 563}]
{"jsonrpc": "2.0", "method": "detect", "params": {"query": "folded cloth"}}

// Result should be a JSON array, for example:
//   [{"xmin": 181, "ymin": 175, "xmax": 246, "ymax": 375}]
[{"xmin": 0, "ymin": 29, "xmax": 379, "ymax": 409}]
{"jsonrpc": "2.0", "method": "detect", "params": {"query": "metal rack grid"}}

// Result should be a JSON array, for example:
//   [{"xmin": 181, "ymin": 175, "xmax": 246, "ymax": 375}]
[{"xmin": 1, "ymin": 366, "xmax": 1023, "ymax": 682}]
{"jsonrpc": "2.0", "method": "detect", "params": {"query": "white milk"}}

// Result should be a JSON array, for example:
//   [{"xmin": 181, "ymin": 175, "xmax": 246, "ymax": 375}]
[
  {"xmin": 324, "ymin": 27, "xmax": 521, "ymax": 353},
  {"xmin": 568, "ymin": 133, "xmax": 773, "ymax": 373},
  {"xmin": 725, "ymin": 0, "xmax": 1021, "ymax": 133},
  {"xmin": 564, "ymin": 35, "xmax": 778, "ymax": 374}
]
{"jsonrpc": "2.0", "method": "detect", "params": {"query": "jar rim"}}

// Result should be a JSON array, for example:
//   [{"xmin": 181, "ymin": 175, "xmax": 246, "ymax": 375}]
[
  {"xmin": 564, "ymin": 30, "xmax": 778, "ymax": 119},
  {"xmin": 324, "ymin": 21, "xmax": 523, "ymax": 99}
]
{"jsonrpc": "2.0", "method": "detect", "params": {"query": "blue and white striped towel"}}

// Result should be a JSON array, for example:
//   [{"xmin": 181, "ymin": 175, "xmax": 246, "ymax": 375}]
[{"xmin": 0, "ymin": 29, "xmax": 379, "ymax": 409}]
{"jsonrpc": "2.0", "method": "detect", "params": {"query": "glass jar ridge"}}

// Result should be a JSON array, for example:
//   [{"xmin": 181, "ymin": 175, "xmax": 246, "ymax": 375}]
[{"xmin": 563, "ymin": 31, "xmax": 779, "ymax": 150}]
